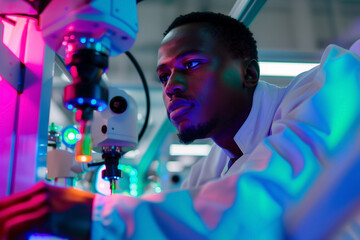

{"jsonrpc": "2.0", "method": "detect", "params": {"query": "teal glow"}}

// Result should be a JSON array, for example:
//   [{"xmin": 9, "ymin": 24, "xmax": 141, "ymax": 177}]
[
  {"xmin": 119, "ymin": 165, "xmax": 138, "ymax": 197},
  {"xmin": 234, "ymin": 175, "xmax": 283, "ymax": 235},
  {"xmin": 265, "ymin": 129, "xmax": 322, "ymax": 196},
  {"xmin": 317, "ymin": 49, "xmax": 360, "ymax": 149},
  {"xmin": 122, "ymin": 165, "xmax": 132, "ymax": 173},
  {"xmin": 154, "ymin": 186, "xmax": 161, "ymax": 193}
]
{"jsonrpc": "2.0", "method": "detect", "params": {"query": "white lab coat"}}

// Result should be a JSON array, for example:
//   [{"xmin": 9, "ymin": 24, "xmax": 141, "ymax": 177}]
[
  {"xmin": 91, "ymin": 43, "xmax": 360, "ymax": 240},
  {"xmin": 181, "ymin": 78, "xmax": 288, "ymax": 189}
]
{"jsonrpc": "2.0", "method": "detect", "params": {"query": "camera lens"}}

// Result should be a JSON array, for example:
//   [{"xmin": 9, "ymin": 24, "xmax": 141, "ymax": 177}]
[{"xmin": 109, "ymin": 96, "xmax": 127, "ymax": 114}]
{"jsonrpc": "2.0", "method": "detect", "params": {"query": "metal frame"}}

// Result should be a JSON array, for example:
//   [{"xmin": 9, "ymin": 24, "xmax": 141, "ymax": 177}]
[
  {"xmin": 0, "ymin": 16, "xmax": 55, "ymax": 197},
  {"xmin": 229, "ymin": 0, "xmax": 268, "ymax": 26}
]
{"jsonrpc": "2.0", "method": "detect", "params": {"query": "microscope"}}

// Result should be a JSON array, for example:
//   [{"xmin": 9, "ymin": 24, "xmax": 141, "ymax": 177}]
[
  {"xmin": 0, "ymin": 0, "xmax": 141, "ymax": 195},
  {"xmin": 40, "ymin": 0, "xmax": 139, "ymax": 193},
  {"xmin": 47, "ymin": 87, "xmax": 138, "ymax": 194},
  {"xmin": 40, "ymin": 0, "xmax": 138, "ymax": 161},
  {"xmin": 91, "ymin": 87, "xmax": 138, "ymax": 194}
]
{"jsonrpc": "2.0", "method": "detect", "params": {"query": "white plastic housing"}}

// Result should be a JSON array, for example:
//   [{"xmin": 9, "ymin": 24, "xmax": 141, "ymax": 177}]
[
  {"xmin": 47, "ymin": 149, "xmax": 88, "ymax": 178},
  {"xmin": 40, "ymin": 0, "xmax": 138, "ymax": 57},
  {"xmin": 91, "ymin": 88, "xmax": 138, "ymax": 151}
]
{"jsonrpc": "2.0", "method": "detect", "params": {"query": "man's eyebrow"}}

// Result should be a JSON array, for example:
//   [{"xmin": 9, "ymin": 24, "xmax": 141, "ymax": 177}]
[
  {"xmin": 157, "ymin": 50, "xmax": 204, "ymax": 72},
  {"xmin": 177, "ymin": 49, "xmax": 204, "ymax": 59}
]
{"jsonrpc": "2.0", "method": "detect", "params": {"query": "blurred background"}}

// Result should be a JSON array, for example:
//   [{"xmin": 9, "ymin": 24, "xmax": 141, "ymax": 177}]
[{"xmin": 48, "ymin": 0, "xmax": 360, "ymax": 195}]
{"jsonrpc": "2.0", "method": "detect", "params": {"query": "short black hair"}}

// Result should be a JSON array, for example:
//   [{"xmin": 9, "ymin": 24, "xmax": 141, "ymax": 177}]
[{"xmin": 163, "ymin": 12, "xmax": 258, "ymax": 61}]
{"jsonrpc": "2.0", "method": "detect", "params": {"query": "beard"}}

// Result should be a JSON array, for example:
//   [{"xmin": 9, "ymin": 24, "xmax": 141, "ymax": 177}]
[{"xmin": 177, "ymin": 120, "xmax": 217, "ymax": 144}]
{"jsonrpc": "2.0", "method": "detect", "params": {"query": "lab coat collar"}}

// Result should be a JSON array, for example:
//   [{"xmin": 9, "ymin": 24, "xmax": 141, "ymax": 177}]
[
  {"xmin": 350, "ymin": 39, "xmax": 360, "ymax": 54},
  {"xmin": 233, "ymin": 80, "xmax": 286, "ymax": 156}
]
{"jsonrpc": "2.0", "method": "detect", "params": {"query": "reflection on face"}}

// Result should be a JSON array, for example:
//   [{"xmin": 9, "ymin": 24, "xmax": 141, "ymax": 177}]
[{"xmin": 157, "ymin": 23, "xmax": 252, "ymax": 144}]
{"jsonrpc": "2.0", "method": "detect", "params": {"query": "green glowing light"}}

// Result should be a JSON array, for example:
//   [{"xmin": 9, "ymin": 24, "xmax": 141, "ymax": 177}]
[
  {"xmin": 63, "ymin": 127, "xmax": 80, "ymax": 146},
  {"xmin": 82, "ymin": 133, "xmax": 92, "ymax": 155},
  {"xmin": 123, "ymin": 166, "xmax": 132, "ymax": 173}
]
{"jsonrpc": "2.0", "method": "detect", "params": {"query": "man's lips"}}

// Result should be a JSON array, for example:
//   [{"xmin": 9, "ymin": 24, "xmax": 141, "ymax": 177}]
[{"xmin": 168, "ymin": 99, "xmax": 194, "ymax": 120}]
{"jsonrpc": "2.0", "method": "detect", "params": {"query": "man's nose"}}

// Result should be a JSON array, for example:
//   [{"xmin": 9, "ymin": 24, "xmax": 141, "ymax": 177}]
[{"xmin": 165, "ymin": 72, "xmax": 185, "ymax": 97}]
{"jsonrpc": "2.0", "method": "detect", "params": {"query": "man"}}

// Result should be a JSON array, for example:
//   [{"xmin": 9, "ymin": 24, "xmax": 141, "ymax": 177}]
[
  {"xmin": 1, "ymin": 12, "xmax": 360, "ymax": 240},
  {"xmin": 157, "ymin": 12, "xmax": 259, "ymax": 179}
]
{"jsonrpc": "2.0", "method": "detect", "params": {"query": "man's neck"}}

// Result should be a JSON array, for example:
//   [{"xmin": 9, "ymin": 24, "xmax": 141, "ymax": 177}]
[
  {"xmin": 213, "ymin": 135, "xmax": 243, "ymax": 160},
  {"xmin": 211, "ymin": 90, "xmax": 254, "ymax": 160}
]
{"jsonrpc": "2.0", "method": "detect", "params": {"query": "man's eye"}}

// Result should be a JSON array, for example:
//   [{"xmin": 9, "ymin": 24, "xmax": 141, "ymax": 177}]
[
  {"xmin": 184, "ymin": 60, "xmax": 201, "ymax": 70},
  {"xmin": 158, "ymin": 74, "xmax": 169, "ymax": 85}
]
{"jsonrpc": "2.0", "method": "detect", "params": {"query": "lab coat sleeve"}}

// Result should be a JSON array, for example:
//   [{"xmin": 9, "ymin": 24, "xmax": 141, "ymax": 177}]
[{"xmin": 91, "ymin": 45, "xmax": 360, "ymax": 240}]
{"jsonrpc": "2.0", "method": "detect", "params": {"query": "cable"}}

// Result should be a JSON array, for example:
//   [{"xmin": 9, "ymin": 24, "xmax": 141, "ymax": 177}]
[
  {"xmin": 88, "ymin": 161, "xmax": 105, "ymax": 167},
  {"xmin": 125, "ymin": 51, "xmax": 151, "ymax": 142}
]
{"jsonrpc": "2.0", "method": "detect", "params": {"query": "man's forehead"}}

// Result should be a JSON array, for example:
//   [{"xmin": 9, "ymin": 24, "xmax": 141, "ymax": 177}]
[
  {"xmin": 161, "ymin": 23, "xmax": 212, "ymax": 44},
  {"xmin": 158, "ymin": 23, "xmax": 214, "ymax": 60}
]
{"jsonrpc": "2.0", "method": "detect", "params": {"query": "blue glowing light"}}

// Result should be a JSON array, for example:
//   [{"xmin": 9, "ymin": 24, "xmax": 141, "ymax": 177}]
[
  {"xmin": 97, "ymin": 104, "xmax": 107, "ymax": 112},
  {"xmin": 77, "ymin": 98, "xmax": 84, "ymax": 104},
  {"xmin": 29, "ymin": 233, "xmax": 62, "ymax": 239},
  {"xmin": 91, "ymin": 99, "xmax": 97, "ymax": 105},
  {"xmin": 67, "ymin": 104, "xmax": 73, "ymax": 110},
  {"xmin": 80, "ymin": 37, "xmax": 86, "ymax": 44},
  {"xmin": 89, "ymin": 38, "xmax": 95, "ymax": 43}
]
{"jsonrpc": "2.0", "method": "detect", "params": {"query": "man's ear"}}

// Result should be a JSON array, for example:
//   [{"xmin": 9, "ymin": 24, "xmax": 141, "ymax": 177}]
[{"xmin": 244, "ymin": 59, "xmax": 259, "ymax": 88}]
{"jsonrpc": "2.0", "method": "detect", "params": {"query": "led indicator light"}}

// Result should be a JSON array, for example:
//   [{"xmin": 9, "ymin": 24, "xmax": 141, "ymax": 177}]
[
  {"xmin": 91, "ymin": 99, "xmax": 97, "ymax": 105},
  {"xmin": 68, "ymin": 132, "xmax": 75, "ymax": 140},
  {"xmin": 77, "ymin": 98, "xmax": 84, "ymax": 104},
  {"xmin": 76, "ymin": 155, "xmax": 92, "ymax": 162},
  {"xmin": 67, "ymin": 104, "xmax": 74, "ymax": 110},
  {"xmin": 98, "ymin": 104, "xmax": 106, "ymax": 111},
  {"xmin": 62, "ymin": 126, "xmax": 80, "ymax": 148}
]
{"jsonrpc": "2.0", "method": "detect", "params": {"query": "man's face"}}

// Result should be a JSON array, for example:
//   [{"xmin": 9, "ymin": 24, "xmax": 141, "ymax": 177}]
[{"xmin": 157, "ymin": 23, "xmax": 252, "ymax": 143}]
